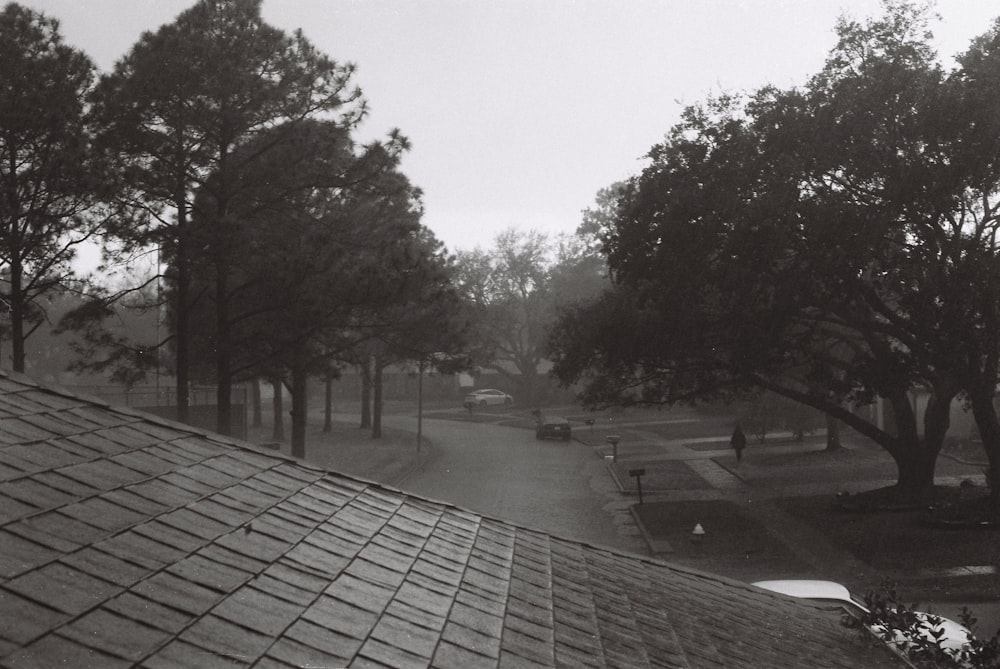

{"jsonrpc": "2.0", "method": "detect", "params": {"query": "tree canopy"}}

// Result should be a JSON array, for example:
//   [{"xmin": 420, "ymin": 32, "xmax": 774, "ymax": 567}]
[
  {"xmin": 178, "ymin": 117, "xmax": 441, "ymax": 452},
  {"xmin": 551, "ymin": 1, "xmax": 1000, "ymax": 501},
  {"xmin": 0, "ymin": 2, "xmax": 113, "ymax": 372},
  {"xmin": 86, "ymin": 0, "xmax": 405, "ymax": 433}
]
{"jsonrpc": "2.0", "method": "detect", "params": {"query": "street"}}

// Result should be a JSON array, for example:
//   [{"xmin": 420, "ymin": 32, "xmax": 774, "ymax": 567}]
[
  {"xmin": 375, "ymin": 408, "xmax": 1000, "ymax": 639},
  {"xmin": 393, "ymin": 416, "xmax": 649, "ymax": 555}
]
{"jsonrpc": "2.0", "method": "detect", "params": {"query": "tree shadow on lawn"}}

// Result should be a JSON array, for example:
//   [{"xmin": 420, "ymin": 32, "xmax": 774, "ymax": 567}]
[
  {"xmin": 633, "ymin": 499, "xmax": 815, "ymax": 582},
  {"xmin": 722, "ymin": 447, "xmax": 901, "ymax": 486},
  {"xmin": 721, "ymin": 447, "xmax": 985, "ymax": 492},
  {"xmin": 246, "ymin": 421, "xmax": 426, "ymax": 486},
  {"xmin": 775, "ymin": 493, "xmax": 1000, "ymax": 572},
  {"xmin": 634, "ymin": 489, "xmax": 1000, "ymax": 596}
]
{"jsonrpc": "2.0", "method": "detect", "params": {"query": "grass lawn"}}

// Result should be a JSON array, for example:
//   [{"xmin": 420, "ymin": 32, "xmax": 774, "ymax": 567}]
[
  {"xmin": 422, "ymin": 407, "xmax": 538, "ymax": 429},
  {"xmin": 611, "ymin": 461, "xmax": 712, "ymax": 492},
  {"xmin": 633, "ymin": 499, "xmax": 814, "ymax": 581},
  {"xmin": 684, "ymin": 435, "xmax": 828, "ymax": 452},
  {"xmin": 775, "ymin": 495, "xmax": 1000, "ymax": 571},
  {"xmin": 246, "ymin": 418, "xmax": 426, "ymax": 486}
]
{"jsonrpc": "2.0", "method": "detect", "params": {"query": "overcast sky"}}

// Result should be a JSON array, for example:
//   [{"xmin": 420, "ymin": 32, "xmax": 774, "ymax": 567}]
[{"xmin": 20, "ymin": 0, "xmax": 1000, "ymax": 254}]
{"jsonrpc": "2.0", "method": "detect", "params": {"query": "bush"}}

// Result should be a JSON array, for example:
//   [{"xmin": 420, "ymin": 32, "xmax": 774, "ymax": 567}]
[{"xmin": 857, "ymin": 582, "xmax": 1000, "ymax": 668}]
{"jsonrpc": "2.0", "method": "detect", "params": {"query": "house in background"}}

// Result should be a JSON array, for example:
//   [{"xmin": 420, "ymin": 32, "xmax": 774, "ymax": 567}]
[
  {"xmin": 0, "ymin": 369, "xmax": 903, "ymax": 668},
  {"xmin": 855, "ymin": 390, "xmax": 982, "ymax": 444}
]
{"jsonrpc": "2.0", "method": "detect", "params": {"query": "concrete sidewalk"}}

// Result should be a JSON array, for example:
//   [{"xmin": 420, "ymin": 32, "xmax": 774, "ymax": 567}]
[
  {"xmin": 579, "ymin": 426, "xmax": 1000, "ymax": 633},
  {"xmin": 275, "ymin": 406, "xmax": 1000, "ymax": 636},
  {"xmin": 585, "ymin": 429, "xmax": 985, "ymax": 550}
]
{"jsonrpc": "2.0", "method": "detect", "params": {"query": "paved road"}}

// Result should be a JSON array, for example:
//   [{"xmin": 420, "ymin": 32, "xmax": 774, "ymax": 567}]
[
  {"xmin": 392, "ymin": 416, "xmax": 649, "ymax": 555},
  {"xmin": 375, "ymin": 411, "xmax": 1000, "ymax": 638}
]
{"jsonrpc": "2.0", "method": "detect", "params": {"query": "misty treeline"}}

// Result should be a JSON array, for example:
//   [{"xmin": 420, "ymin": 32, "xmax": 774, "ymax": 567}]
[
  {"xmin": 0, "ymin": 0, "xmax": 611, "ymax": 456},
  {"xmin": 0, "ymin": 0, "xmax": 466, "ymax": 455}
]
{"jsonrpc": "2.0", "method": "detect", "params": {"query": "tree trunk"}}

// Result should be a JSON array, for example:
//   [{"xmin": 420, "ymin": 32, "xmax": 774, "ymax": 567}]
[
  {"xmin": 252, "ymin": 376, "xmax": 262, "ymax": 428},
  {"xmin": 417, "ymin": 357, "xmax": 424, "ymax": 452},
  {"xmin": 215, "ymin": 253, "xmax": 232, "ymax": 436},
  {"xmin": 752, "ymin": 376, "xmax": 947, "ymax": 499},
  {"xmin": 290, "ymin": 359, "xmax": 308, "ymax": 459},
  {"xmin": 515, "ymin": 369, "xmax": 539, "ymax": 408},
  {"xmin": 884, "ymin": 391, "xmax": 929, "ymax": 498},
  {"xmin": 921, "ymin": 388, "xmax": 952, "ymax": 462},
  {"xmin": 271, "ymin": 376, "xmax": 284, "ymax": 441},
  {"xmin": 884, "ymin": 387, "xmax": 952, "ymax": 501},
  {"xmin": 10, "ymin": 253, "xmax": 24, "ymax": 373},
  {"xmin": 359, "ymin": 358, "xmax": 371, "ymax": 429},
  {"xmin": 323, "ymin": 373, "xmax": 333, "ymax": 433},
  {"xmin": 892, "ymin": 448, "xmax": 939, "ymax": 501},
  {"xmin": 174, "ymin": 196, "xmax": 191, "ymax": 424},
  {"xmin": 211, "ymin": 156, "xmax": 235, "ymax": 436},
  {"xmin": 825, "ymin": 414, "xmax": 841, "ymax": 451},
  {"xmin": 968, "ymin": 387, "xmax": 1000, "ymax": 508},
  {"xmin": 372, "ymin": 353, "xmax": 383, "ymax": 439}
]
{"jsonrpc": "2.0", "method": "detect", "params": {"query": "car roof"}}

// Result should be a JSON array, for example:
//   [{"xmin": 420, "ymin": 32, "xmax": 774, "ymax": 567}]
[{"xmin": 753, "ymin": 580, "xmax": 859, "ymax": 606}]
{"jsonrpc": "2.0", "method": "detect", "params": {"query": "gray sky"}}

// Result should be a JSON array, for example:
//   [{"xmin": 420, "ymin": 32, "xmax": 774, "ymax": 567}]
[{"xmin": 20, "ymin": 0, "xmax": 1000, "ymax": 254}]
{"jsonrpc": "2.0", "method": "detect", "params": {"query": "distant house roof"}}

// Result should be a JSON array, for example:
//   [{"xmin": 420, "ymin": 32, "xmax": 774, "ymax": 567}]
[{"xmin": 0, "ymin": 370, "xmax": 900, "ymax": 668}]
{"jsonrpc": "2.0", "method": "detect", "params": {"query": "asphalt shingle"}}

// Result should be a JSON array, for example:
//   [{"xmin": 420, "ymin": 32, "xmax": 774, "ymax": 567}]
[{"xmin": 0, "ymin": 370, "xmax": 903, "ymax": 668}]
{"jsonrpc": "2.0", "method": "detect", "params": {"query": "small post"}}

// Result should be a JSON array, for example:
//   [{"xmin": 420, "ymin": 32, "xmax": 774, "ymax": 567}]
[
  {"xmin": 606, "ymin": 434, "xmax": 620, "ymax": 462},
  {"xmin": 628, "ymin": 468, "xmax": 646, "ymax": 504}
]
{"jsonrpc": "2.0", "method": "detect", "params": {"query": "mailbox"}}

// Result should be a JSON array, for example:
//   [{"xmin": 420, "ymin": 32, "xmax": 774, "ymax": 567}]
[
  {"xmin": 606, "ymin": 434, "xmax": 620, "ymax": 462},
  {"xmin": 628, "ymin": 467, "xmax": 646, "ymax": 503}
]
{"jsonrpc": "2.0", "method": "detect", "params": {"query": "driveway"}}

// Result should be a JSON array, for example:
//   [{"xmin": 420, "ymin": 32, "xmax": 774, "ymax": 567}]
[{"xmin": 388, "ymin": 415, "xmax": 649, "ymax": 555}]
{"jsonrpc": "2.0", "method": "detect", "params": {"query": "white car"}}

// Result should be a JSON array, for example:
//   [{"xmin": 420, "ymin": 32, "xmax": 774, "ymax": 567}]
[
  {"xmin": 463, "ymin": 389, "xmax": 513, "ymax": 407},
  {"xmin": 753, "ymin": 580, "xmax": 972, "ymax": 660}
]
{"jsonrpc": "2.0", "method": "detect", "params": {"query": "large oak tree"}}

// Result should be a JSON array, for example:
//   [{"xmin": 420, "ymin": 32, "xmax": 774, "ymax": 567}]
[
  {"xmin": 552, "ymin": 2, "xmax": 1000, "ymax": 502},
  {"xmin": 455, "ymin": 229, "xmax": 558, "ymax": 406}
]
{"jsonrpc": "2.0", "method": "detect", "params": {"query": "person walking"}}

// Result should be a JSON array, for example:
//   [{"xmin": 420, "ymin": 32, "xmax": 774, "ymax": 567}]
[{"xmin": 731, "ymin": 423, "xmax": 747, "ymax": 464}]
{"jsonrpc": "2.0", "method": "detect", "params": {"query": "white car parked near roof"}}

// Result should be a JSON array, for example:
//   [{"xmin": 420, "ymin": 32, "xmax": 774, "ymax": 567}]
[
  {"xmin": 753, "ymin": 580, "xmax": 972, "ymax": 661},
  {"xmin": 463, "ymin": 389, "xmax": 513, "ymax": 407}
]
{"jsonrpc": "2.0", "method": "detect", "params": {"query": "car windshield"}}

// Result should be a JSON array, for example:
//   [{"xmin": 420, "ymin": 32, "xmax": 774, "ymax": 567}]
[{"xmin": 809, "ymin": 597, "xmax": 865, "ymax": 613}]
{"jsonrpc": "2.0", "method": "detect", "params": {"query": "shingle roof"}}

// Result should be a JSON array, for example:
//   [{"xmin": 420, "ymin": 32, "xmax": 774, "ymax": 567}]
[{"xmin": 0, "ymin": 370, "xmax": 901, "ymax": 668}]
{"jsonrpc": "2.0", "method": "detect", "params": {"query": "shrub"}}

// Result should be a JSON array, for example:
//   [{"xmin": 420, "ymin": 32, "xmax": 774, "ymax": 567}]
[{"xmin": 857, "ymin": 582, "xmax": 999, "ymax": 668}]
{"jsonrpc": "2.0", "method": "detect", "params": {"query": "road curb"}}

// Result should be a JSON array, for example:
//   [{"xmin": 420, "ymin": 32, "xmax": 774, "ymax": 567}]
[
  {"xmin": 628, "ymin": 504, "xmax": 675, "ymax": 555},
  {"xmin": 605, "ymin": 459, "xmax": 627, "ymax": 492},
  {"xmin": 607, "ymin": 458, "xmax": 676, "ymax": 555},
  {"xmin": 389, "ymin": 437, "xmax": 436, "ymax": 487},
  {"xmin": 940, "ymin": 451, "xmax": 989, "ymax": 467}
]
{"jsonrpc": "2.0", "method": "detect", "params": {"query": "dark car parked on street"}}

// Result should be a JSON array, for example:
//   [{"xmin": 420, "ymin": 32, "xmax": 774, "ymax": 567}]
[{"xmin": 535, "ymin": 414, "xmax": 572, "ymax": 441}]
